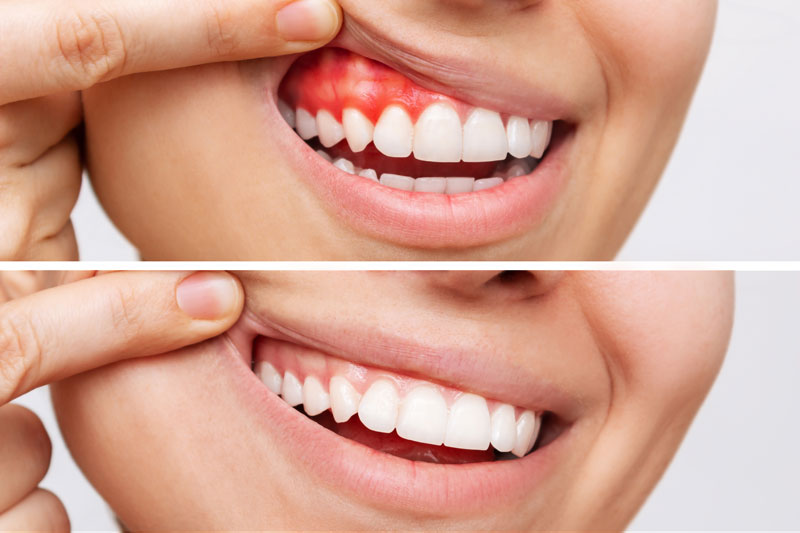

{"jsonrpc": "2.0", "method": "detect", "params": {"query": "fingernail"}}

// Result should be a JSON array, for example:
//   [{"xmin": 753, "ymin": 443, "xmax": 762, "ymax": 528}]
[
  {"xmin": 176, "ymin": 272, "xmax": 239, "ymax": 320},
  {"xmin": 277, "ymin": 0, "xmax": 340, "ymax": 42}
]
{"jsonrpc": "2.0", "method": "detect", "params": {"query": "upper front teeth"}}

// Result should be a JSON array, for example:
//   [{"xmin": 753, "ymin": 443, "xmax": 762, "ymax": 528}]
[{"xmin": 284, "ymin": 100, "xmax": 553, "ymax": 164}]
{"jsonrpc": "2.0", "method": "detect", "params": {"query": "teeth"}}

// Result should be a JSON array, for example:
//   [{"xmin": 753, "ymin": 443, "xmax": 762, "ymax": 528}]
[
  {"xmin": 342, "ymin": 108, "xmax": 374, "ymax": 153},
  {"xmin": 380, "ymin": 173, "xmax": 415, "ymax": 192},
  {"xmin": 330, "ymin": 376, "xmax": 361, "ymax": 423},
  {"xmin": 490, "ymin": 404, "xmax": 517, "ymax": 453},
  {"xmin": 317, "ymin": 110, "xmax": 345, "ymax": 148},
  {"xmin": 358, "ymin": 168, "xmax": 378, "ymax": 182},
  {"xmin": 512, "ymin": 410, "xmax": 540, "ymax": 458},
  {"xmin": 396, "ymin": 385, "xmax": 449, "ymax": 446},
  {"xmin": 505, "ymin": 159, "xmax": 532, "ymax": 179},
  {"xmin": 332, "ymin": 157, "xmax": 355, "ymax": 174},
  {"xmin": 445, "ymin": 177, "xmax": 475, "ymax": 195},
  {"xmin": 302, "ymin": 376, "xmax": 330, "ymax": 416},
  {"xmin": 474, "ymin": 177, "xmax": 504, "ymax": 191},
  {"xmin": 506, "ymin": 116, "xmax": 532, "ymax": 159},
  {"xmin": 530, "ymin": 120, "xmax": 553, "ymax": 159},
  {"xmin": 278, "ymin": 100, "xmax": 296, "ymax": 129},
  {"xmin": 295, "ymin": 108, "xmax": 318, "ymax": 140},
  {"xmin": 358, "ymin": 379, "xmax": 399, "ymax": 433},
  {"xmin": 462, "ymin": 108, "xmax": 508, "ymax": 162},
  {"xmin": 281, "ymin": 371, "xmax": 303, "ymax": 407},
  {"xmin": 256, "ymin": 361, "xmax": 283, "ymax": 395},
  {"xmin": 373, "ymin": 105, "xmax": 414, "ymax": 158},
  {"xmin": 414, "ymin": 177, "xmax": 447, "ymax": 194},
  {"xmin": 444, "ymin": 393, "xmax": 492, "ymax": 451},
  {"xmin": 315, "ymin": 149, "xmax": 332, "ymax": 163},
  {"xmin": 413, "ymin": 103, "xmax": 462, "ymax": 163}
]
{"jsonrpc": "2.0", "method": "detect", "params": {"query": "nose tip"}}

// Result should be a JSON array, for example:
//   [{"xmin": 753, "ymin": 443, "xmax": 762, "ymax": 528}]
[{"xmin": 421, "ymin": 270, "xmax": 564, "ymax": 301}]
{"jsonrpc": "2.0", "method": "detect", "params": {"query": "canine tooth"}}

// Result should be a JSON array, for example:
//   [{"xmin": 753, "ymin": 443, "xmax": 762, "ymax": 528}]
[
  {"xmin": 281, "ymin": 371, "xmax": 303, "ymax": 407},
  {"xmin": 413, "ymin": 103, "xmax": 462, "ymax": 163},
  {"xmin": 396, "ymin": 386, "xmax": 448, "ymax": 446},
  {"xmin": 506, "ymin": 116, "xmax": 532, "ymax": 158},
  {"xmin": 414, "ymin": 177, "xmax": 447, "ymax": 193},
  {"xmin": 278, "ymin": 100, "xmax": 295, "ymax": 129},
  {"xmin": 330, "ymin": 376, "xmax": 361, "ymax": 423},
  {"xmin": 373, "ymin": 105, "xmax": 414, "ymax": 158},
  {"xmin": 315, "ymin": 149, "xmax": 332, "ymax": 163},
  {"xmin": 342, "ymin": 108, "xmax": 374, "ymax": 153},
  {"xmin": 358, "ymin": 168, "xmax": 378, "ymax": 182},
  {"xmin": 462, "ymin": 108, "xmax": 509, "ymax": 162},
  {"xmin": 490, "ymin": 404, "xmax": 516, "ymax": 453},
  {"xmin": 445, "ymin": 177, "xmax": 475, "ymax": 195},
  {"xmin": 296, "ymin": 108, "xmax": 318, "ymax": 140},
  {"xmin": 444, "ymin": 393, "xmax": 491, "ymax": 450},
  {"xmin": 530, "ymin": 121, "xmax": 553, "ymax": 159},
  {"xmin": 332, "ymin": 157, "xmax": 355, "ymax": 174},
  {"xmin": 473, "ymin": 177, "xmax": 504, "ymax": 191},
  {"xmin": 302, "ymin": 376, "xmax": 330, "ymax": 416},
  {"xmin": 512, "ymin": 410, "xmax": 540, "ymax": 458},
  {"xmin": 256, "ymin": 361, "xmax": 283, "ymax": 395},
  {"xmin": 380, "ymin": 173, "xmax": 415, "ymax": 192},
  {"xmin": 317, "ymin": 110, "xmax": 345, "ymax": 148},
  {"xmin": 358, "ymin": 379, "xmax": 399, "ymax": 433}
]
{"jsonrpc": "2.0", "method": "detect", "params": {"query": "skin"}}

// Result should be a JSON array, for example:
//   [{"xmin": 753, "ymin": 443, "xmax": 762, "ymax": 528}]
[
  {"xmin": 50, "ymin": 271, "xmax": 734, "ymax": 530},
  {"xmin": 83, "ymin": 0, "xmax": 717, "ymax": 260}
]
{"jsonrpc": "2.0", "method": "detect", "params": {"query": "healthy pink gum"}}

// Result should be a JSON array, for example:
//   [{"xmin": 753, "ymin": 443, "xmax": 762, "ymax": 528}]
[{"xmin": 254, "ymin": 338, "xmax": 534, "ymax": 417}]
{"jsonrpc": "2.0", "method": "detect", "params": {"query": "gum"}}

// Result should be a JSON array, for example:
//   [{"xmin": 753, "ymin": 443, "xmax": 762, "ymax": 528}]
[{"xmin": 279, "ymin": 48, "xmax": 476, "ymax": 124}]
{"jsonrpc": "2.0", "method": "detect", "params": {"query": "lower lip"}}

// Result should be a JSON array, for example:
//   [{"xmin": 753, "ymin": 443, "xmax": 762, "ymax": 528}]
[
  {"xmin": 221, "ymin": 338, "xmax": 569, "ymax": 515},
  {"xmin": 267, "ymin": 100, "xmax": 572, "ymax": 250}
]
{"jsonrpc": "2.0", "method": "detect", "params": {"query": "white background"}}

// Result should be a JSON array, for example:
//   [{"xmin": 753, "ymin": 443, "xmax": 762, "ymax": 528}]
[
  {"xmin": 70, "ymin": 0, "xmax": 800, "ymax": 261},
  {"xmin": 15, "ymin": 272, "xmax": 800, "ymax": 530}
]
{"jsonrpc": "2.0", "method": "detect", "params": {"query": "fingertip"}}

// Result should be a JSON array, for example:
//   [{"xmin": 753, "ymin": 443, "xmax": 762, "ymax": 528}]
[
  {"xmin": 176, "ymin": 272, "xmax": 244, "ymax": 322},
  {"xmin": 276, "ymin": 0, "xmax": 342, "ymax": 43}
]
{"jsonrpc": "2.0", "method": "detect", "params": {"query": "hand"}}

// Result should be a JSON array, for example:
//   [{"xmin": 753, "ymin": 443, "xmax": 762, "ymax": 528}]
[
  {"xmin": 0, "ymin": 271, "xmax": 244, "ymax": 529},
  {"xmin": 0, "ymin": 0, "xmax": 343, "ymax": 259}
]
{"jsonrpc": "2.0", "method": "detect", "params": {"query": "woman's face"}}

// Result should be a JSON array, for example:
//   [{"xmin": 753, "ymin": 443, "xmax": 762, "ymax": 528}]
[
  {"xmin": 82, "ymin": 0, "xmax": 717, "ymax": 260},
  {"xmin": 51, "ymin": 271, "xmax": 734, "ymax": 530}
]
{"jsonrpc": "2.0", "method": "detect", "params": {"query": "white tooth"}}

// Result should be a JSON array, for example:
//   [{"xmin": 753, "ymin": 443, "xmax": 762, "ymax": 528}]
[
  {"xmin": 512, "ymin": 410, "xmax": 541, "ymax": 458},
  {"xmin": 490, "ymin": 404, "xmax": 516, "ymax": 453},
  {"xmin": 317, "ymin": 110, "xmax": 345, "ymax": 148},
  {"xmin": 530, "ymin": 121, "xmax": 553, "ymax": 159},
  {"xmin": 315, "ymin": 149, "xmax": 332, "ymax": 163},
  {"xmin": 278, "ymin": 100, "xmax": 296, "ymax": 129},
  {"xmin": 445, "ymin": 177, "xmax": 475, "ymax": 195},
  {"xmin": 342, "ymin": 108, "xmax": 374, "ymax": 153},
  {"xmin": 444, "ymin": 393, "xmax": 491, "ymax": 450},
  {"xmin": 380, "ymin": 173, "xmax": 415, "ymax": 191},
  {"xmin": 358, "ymin": 168, "xmax": 379, "ymax": 182},
  {"xmin": 302, "ymin": 376, "xmax": 330, "ymax": 416},
  {"xmin": 332, "ymin": 157, "xmax": 355, "ymax": 174},
  {"xmin": 473, "ymin": 177, "xmax": 504, "ymax": 192},
  {"xmin": 396, "ymin": 386, "xmax": 448, "ymax": 446},
  {"xmin": 296, "ymin": 108, "xmax": 318, "ymax": 140},
  {"xmin": 373, "ymin": 105, "xmax": 414, "ymax": 158},
  {"xmin": 281, "ymin": 371, "xmax": 303, "ymax": 407},
  {"xmin": 255, "ymin": 361, "xmax": 283, "ymax": 395},
  {"xmin": 414, "ymin": 177, "xmax": 447, "ymax": 193},
  {"xmin": 357, "ymin": 379, "xmax": 399, "ymax": 433},
  {"xmin": 413, "ymin": 103, "xmax": 462, "ymax": 163},
  {"xmin": 462, "ymin": 108, "xmax": 509, "ymax": 162},
  {"xmin": 505, "ymin": 160, "xmax": 531, "ymax": 179},
  {"xmin": 330, "ymin": 376, "xmax": 361, "ymax": 423},
  {"xmin": 506, "ymin": 116, "xmax": 532, "ymax": 159}
]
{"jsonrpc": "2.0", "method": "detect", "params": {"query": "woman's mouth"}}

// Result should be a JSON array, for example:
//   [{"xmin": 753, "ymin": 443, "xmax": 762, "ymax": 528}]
[{"xmin": 268, "ymin": 47, "xmax": 575, "ymax": 250}]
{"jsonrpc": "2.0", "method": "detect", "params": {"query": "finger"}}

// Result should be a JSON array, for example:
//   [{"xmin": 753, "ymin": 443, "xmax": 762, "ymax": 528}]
[
  {"xmin": 0, "ymin": 92, "xmax": 82, "ymax": 167},
  {"xmin": 24, "ymin": 221, "xmax": 80, "ymax": 262},
  {"xmin": 0, "ymin": 488, "xmax": 70, "ymax": 532},
  {"xmin": 0, "ymin": 404, "xmax": 51, "ymax": 512},
  {"xmin": 0, "ymin": 0, "xmax": 342, "ymax": 104},
  {"xmin": 0, "ymin": 271, "xmax": 244, "ymax": 404}
]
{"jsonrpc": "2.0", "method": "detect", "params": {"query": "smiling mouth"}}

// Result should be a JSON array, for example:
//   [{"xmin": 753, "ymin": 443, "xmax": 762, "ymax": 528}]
[
  {"xmin": 277, "ymin": 48, "xmax": 559, "ymax": 194},
  {"xmin": 251, "ymin": 337, "xmax": 564, "ymax": 465}
]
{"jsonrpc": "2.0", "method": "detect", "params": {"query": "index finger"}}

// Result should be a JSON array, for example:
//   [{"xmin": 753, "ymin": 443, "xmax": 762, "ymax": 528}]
[
  {"xmin": 0, "ymin": 271, "xmax": 244, "ymax": 405},
  {"xmin": 0, "ymin": 0, "xmax": 342, "ymax": 104}
]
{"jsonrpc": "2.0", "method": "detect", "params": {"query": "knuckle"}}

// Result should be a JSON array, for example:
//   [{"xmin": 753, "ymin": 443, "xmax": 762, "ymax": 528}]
[
  {"xmin": 205, "ymin": 3, "xmax": 241, "ymax": 57},
  {"xmin": 0, "ymin": 198, "xmax": 35, "ymax": 260},
  {"xmin": 52, "ymin": 9, "xmax": 128, "ymax": 89},
  {"xmin": 105, "ymin": 283, "xmax": 146, "ymax": 342},
  {"xmin": 0, "ymin": 310, "xmax": 44, "ymax": 403},
  {"xmin": 5, "ymin": 404, "xmax": 53, "ymax": 470}
]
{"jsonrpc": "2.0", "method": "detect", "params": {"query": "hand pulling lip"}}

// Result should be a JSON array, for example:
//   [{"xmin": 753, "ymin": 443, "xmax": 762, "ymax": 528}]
[{"xmin": 228, "ymin": 306, "xmax": 585, "ymax": 423}]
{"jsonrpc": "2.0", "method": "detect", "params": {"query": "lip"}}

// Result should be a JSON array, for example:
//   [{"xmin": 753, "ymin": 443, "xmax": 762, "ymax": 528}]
[{"xmin": 220, "ymin": 310, "xmax": 578, "ymax": 515}]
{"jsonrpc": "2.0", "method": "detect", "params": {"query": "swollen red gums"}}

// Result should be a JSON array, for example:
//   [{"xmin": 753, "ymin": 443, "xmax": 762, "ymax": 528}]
[{"xmin": 279, "ymin": 48, "xmax": 473, "ymax": 124}]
